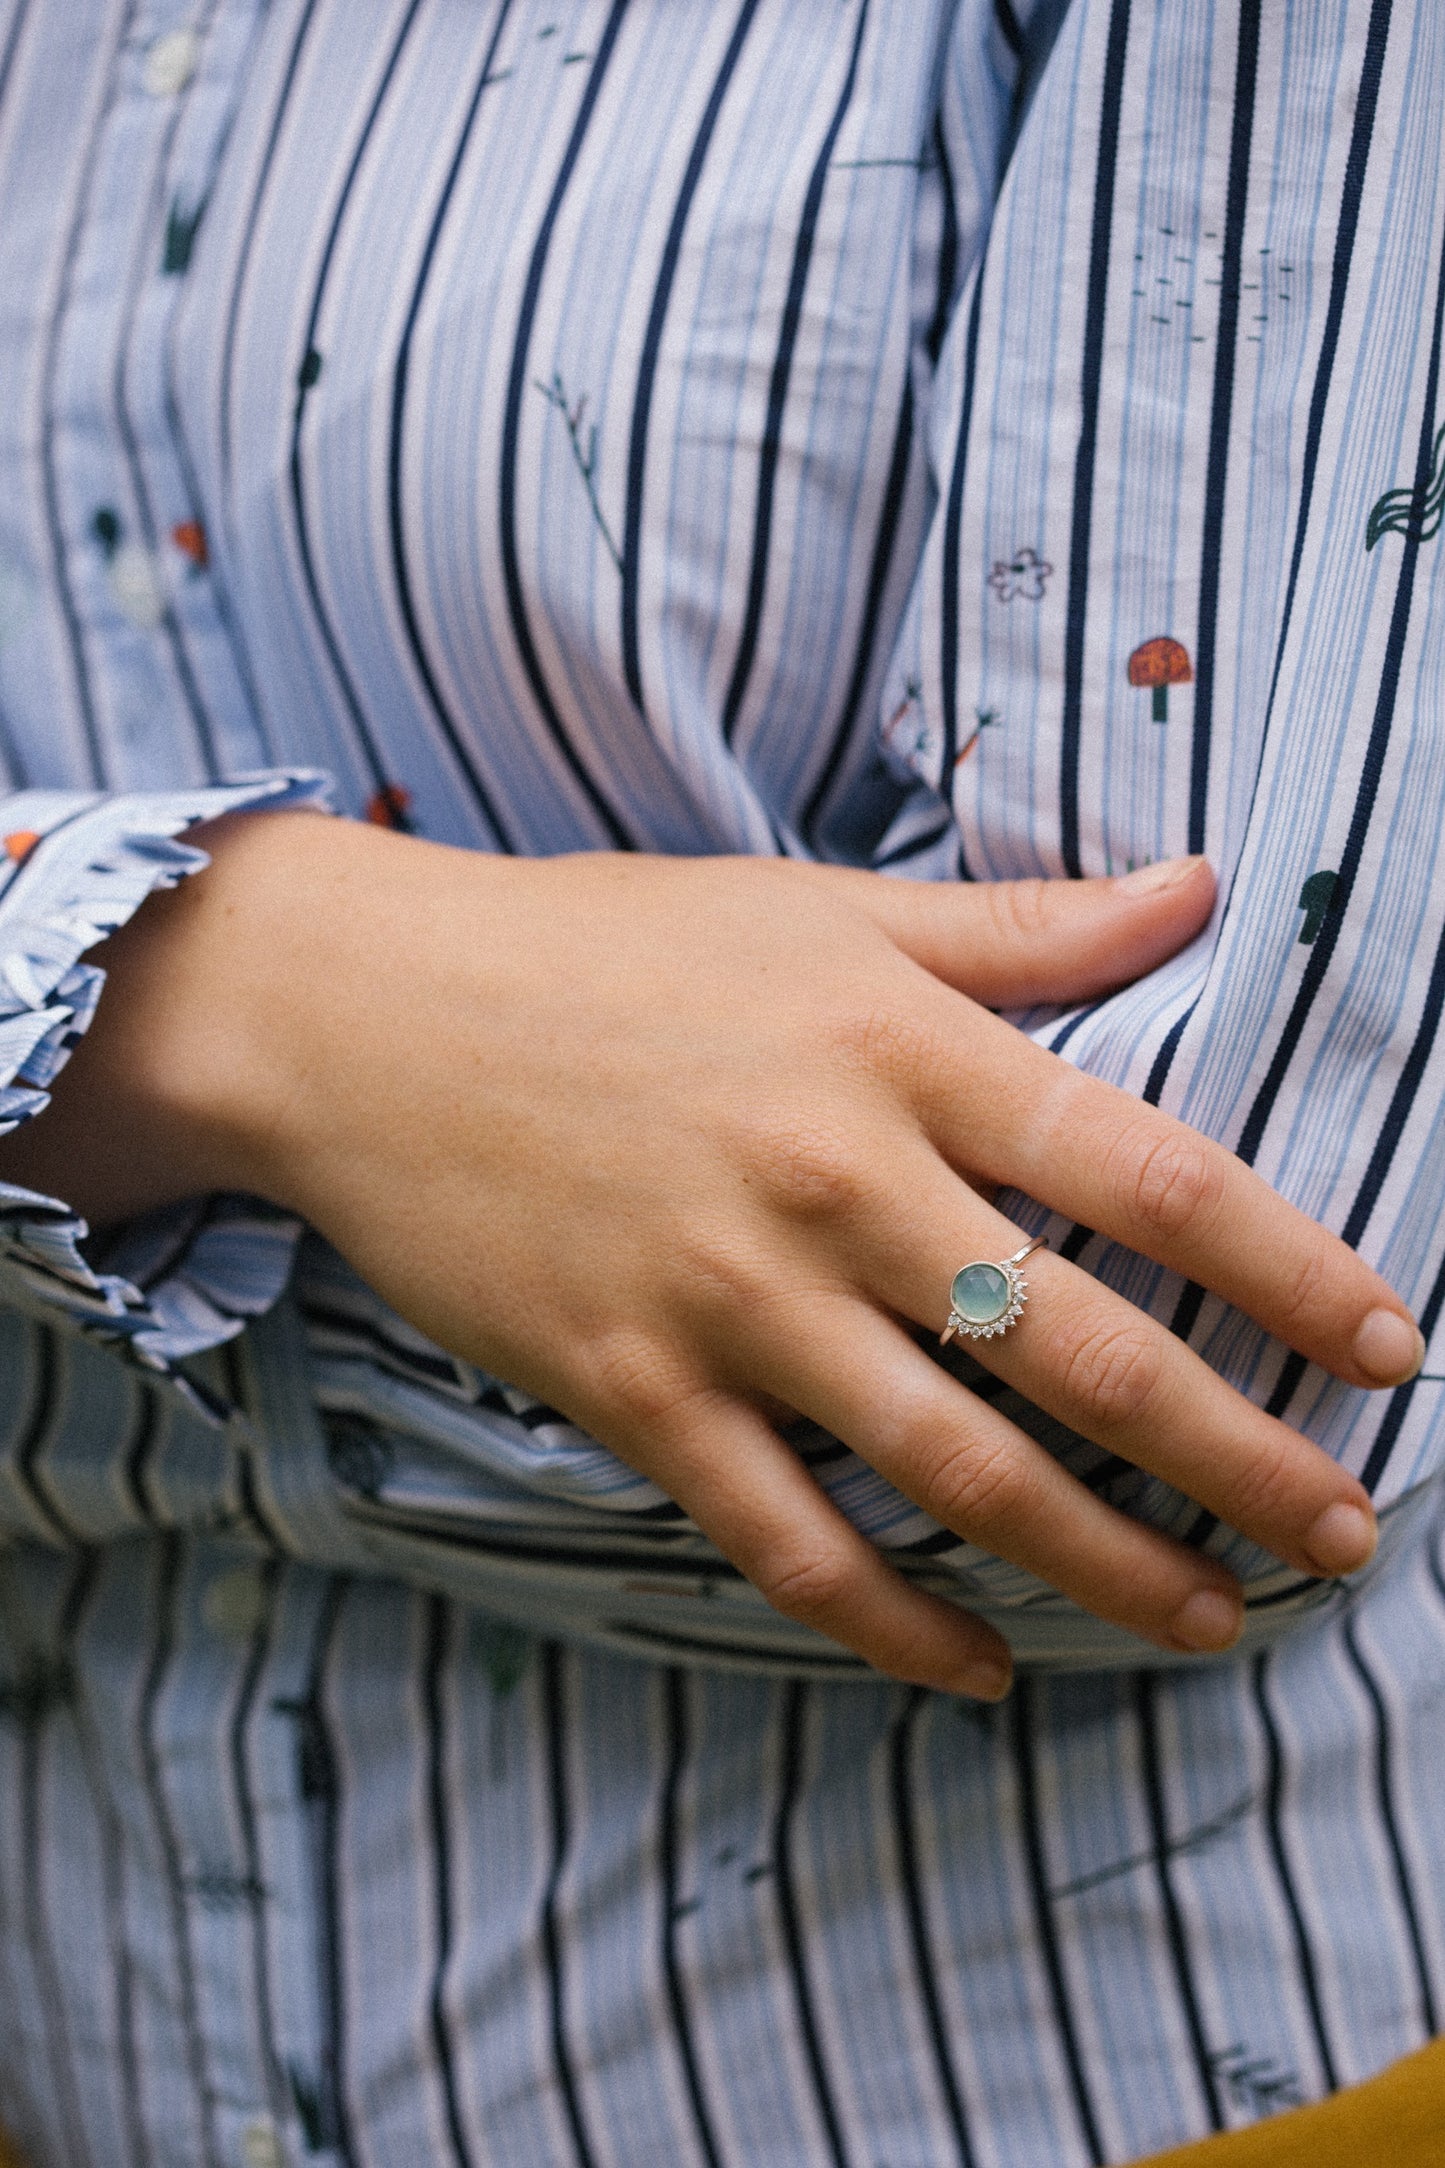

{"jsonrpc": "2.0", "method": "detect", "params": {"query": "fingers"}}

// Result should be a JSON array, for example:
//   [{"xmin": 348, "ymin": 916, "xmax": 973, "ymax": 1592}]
[
  {"xmin": 731, "ymin": 1286, "xmax": 1249, "ymax": 1655},
  {"xmin": 911, "ymin": 1006, "xmax": 1424, "ymax": 1393},
  {"xmin": 845, "ymin": 1149, "xmax": 1379, "ymax": 1583},
  {"xmin": 806, "ymin": 854, "xmax": 1217, "ymax": 1006},
  {"xmin": 592, "ymin": 1380, "xmax": 1015, "ymax": 1697}
]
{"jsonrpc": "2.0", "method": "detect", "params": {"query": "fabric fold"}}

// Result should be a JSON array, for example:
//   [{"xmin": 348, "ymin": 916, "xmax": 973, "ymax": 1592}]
[{"xmin": 0, "ymin": 774, "xmax": 329, "ymax": 1404}]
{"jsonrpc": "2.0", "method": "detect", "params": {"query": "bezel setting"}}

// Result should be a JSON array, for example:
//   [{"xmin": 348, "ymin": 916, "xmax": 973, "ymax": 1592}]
[{"xmin": 944, "ymin": 1260, "xmax": 1029, "ymax": 1342}]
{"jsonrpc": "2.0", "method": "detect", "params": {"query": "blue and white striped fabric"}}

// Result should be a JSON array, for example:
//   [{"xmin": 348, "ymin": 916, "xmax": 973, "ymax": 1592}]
[{"xmin": 1, "ymin": 1, "xmax": 1444, "ymax": 2161}]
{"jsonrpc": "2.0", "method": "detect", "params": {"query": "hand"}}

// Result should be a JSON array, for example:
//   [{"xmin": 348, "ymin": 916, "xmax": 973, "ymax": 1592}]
[{"xmin": 2, "ymin": 815, "xmax": 1421, "ymax": 1696}]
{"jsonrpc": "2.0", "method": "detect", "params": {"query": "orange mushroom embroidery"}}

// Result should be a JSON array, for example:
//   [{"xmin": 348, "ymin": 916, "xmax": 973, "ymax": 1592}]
[
  {"xmin": 366, "ymin": 783, "xmax": 413, "ymax": 829},
  {"xmin": 3, "ymin": 830, "xmax": 41, "ymax": 865},
  {"xmin": 172, "ymin": 520, "xmax": 208, "ymax": 571},
  {"xmin": 1127, "ymin": 636, "xmax": 1192, "ymax": 723}
]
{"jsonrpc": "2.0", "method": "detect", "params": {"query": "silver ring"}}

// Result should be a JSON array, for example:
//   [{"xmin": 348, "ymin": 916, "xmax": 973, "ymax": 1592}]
[{"xmin": 940, "ymin": 1236, "xmax": 1048, "ymax": 1346}]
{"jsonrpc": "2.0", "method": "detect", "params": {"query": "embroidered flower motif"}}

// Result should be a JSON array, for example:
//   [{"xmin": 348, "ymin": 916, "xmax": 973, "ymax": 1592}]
[
  {"xmin": 93, "ymin": 506, "xmax": 167, "ymax": 623},
  {"xmin": 110, "ymin": 543, "xmax": 167, "ymax": 630},
  {"xmin": 988, "ymin": 546, "xmax": 1053, "ymax": 603},
  {"xmin": 143, "ymin": 28, "xmax": 200, "ymax": 98}
]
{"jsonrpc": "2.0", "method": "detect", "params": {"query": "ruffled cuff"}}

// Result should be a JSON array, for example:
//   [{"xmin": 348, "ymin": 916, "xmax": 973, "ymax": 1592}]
[{"xmin": 0, "ymin": 773, "xmax": 330, "ymax": 1407}]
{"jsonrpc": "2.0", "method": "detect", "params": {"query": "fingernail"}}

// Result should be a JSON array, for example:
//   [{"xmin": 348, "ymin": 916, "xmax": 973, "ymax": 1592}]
[
  {"xmin": 1115, "ymin": 855, "xmax": 1207, "ymax": 895},
  {"xmin": 945, "ymin": 1657, "xmax": 1013, "ymax": 1702},
  {"xmin": 1305, "ymin": 1500, "xmax": 1378, "ymax": 1577},
  {"xmin": 1353, "ymin": 1308, "xmax": 1425, "ymax": 1385},
  {"xmin": 1170, "ymin": 1588, "xmax": 1244, "ymax": 1652}
]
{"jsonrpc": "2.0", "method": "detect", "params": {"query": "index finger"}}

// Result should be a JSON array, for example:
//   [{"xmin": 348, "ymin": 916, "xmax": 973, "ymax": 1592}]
[{"xmin": 918, "ymin": 999, "xmax": 1424, "ymax": 1392}]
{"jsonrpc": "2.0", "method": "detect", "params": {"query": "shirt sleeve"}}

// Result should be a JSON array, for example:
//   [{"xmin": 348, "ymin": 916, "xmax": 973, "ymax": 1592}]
[{"xmin": 0, "ymin": 772, "xmax": 330, "ymax": 1412}]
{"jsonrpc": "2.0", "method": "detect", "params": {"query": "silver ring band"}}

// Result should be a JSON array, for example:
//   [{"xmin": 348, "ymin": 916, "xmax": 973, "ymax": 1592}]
[{"xmin": 940, "ymin": 1235, "xmax": 1048, "ymax": 1346}]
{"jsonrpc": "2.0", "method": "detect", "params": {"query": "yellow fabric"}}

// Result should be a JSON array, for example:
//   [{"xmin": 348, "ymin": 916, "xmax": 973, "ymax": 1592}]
[
  {"xmin": 1131, "ymin": 2037, "xmax": 1445, "ymax": 2166},
  {"xmin": 2, "ymin": 2045, "xmax": 1440, "ymax": 2166}
]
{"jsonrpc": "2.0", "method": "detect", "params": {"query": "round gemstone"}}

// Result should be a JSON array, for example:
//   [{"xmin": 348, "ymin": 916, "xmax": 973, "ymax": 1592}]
[{"xmin": 951, "ymin": 1262, "xmax": 1012, "ymax": 1326}]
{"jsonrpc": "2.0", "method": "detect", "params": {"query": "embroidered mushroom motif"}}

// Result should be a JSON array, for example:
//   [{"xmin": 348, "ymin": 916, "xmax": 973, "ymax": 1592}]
[
  {"xmin": 366, "ymin": 783, "xmax": 413, "ymax": 830},
  {"xmin": 3, "ymin": 830, "xmax": 41, "ymax": 865},
  {"xmin": 1127, "ymin": 636, "xmax": 1192, "ymax": 722},
  {"xmin": 172, "ymin": 520, "xmax": 209, "ymax": 572}
]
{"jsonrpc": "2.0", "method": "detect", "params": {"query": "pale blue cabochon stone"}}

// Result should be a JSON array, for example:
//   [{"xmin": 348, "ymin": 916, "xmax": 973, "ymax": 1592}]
[{"xmin": 951, "ymin": 1262, "xmax": 1011, "ymax": 1325}]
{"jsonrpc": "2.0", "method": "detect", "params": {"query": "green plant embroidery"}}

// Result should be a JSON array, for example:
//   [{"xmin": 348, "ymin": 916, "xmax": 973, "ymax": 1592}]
[
  {"xmin": 1297, "ymin": 868, "xmax": 1337, "ymax": 945},
  {"xmin": 535, "ymin": 372, "xmax": 623, "ymax": 572},
  {"xmin": 1366, "ymin": 421, "xmax": 1445, "ymax": 551},
  {"xmin": 163, "ymin": 199, "xmax": 204, "ymax": 276}
]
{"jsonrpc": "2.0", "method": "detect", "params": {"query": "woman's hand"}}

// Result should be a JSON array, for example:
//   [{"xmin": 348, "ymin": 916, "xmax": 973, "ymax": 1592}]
[{"xmin": 1, "ymin": 813, "xmax": 1421, "ymax": 1697}]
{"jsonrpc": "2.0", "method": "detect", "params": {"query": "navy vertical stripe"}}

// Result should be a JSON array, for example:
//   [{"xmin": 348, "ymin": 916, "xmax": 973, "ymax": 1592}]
[
  {"xmin": 218, "ymin": 0, "xmax": 323, "ymax": 509},
  {"xmin": 228, "ymin": 1556, "xmax": 288, "ymax": 2129},
  {"xmin": 938, "ymin": 265, "xmax": 987, "ymax": 821},
  {"xmin": 925, "ymin": 113, "xmax": 959, "ymax": 370},
  {"xmin": 423, "ymin": 1595, "xmax": 476, "ymax": 2168},
  {"xmin": 35, "ymin": 0, "xmax": 141, "ymax": 786},
  {"xmin": 888, "ymin": 1690, "xmax": 978, "ymax": 2167},
  {"xmin": 1135, "ymin": 1674, "xmax": 1226, "ymax": 2131},
  {"xmin": 498, "ymin": 0, "xmax": 635, "ymax": 849},
  {"xmin": 138, "ymin": 1536, "xmax": 222, "ymax": 2168},
  {"xmin": 1341, "ymin": 1616, "xmax": 1439, "ymax": 2039},
  {"xmin": 1187, "ymin": 0, "xmax": 1261, "ymax": 857},
  {"xmin": 803, "ymin": 373, "xmax": 916, "ymax": 843},
  {"xmin": 1011, "ymin": 1682, "xmax": 1106, "ymax": 2165},
  {"xmin": 107, "ymin": 0, "xmax": 226, "ymax": 781},
  {"xmin": 64, "ymin": 1551, "xmax": 147, "ymax": 2168},
  {"xmin": 385, "ymin": 0, "xmax": 516, "ymax": 849},
  {"xmin": 1360, "ymin": 1236, "xmax": 1445, "ymax": 1494},
  {"xmin": 11, "ymin": 1326, "xmax": 70, "ymax": 1545},
  {"xmin": 659, "ymin": 1669, "xmax": 725, "ymax": 2168},
  {"xmin": 287, "ymin": 0, "xmax": 428, "ymax": 810},
  {"xmin": 772, "ymin": 1682, "xmax": 852, "ymax": 2168},
  {"xmin": 1235, "ymin": 180, "xmax": 1445, "ymax": 1172},
  {"xmin": 1251, "ymin": 1652, "xmax": 1339, "ymax": 2092},
  {"xmin": 20, "ymin": 1550, "xmax": 96, "ymax": 2168},
  {"xmin": 540, "ymin": 1644, "xmax": 600, "ymax": 2168},
  {"xmin": 721, "ymin": 0, "xmax": 872, "ymax": 748},
  {"xmin": 1142, "ymin": 0, "xmax": 1395, "ymax": 1113},
  {"xmin": 621, "ymin": 0, "xmax": 763, "ymax": 714},
  {"xmin": 1058, "ymin": 0, "xmax": 1131, "ymax": 879}
]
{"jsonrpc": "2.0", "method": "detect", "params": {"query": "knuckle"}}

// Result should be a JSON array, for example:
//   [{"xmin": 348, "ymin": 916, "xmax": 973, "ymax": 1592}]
[
  {"xmin": 745, "ymin": 1115, "xmax": 868, "ymax": 1224},
  {"xmin": 1115, "ymin": 1125, "xmax": 1225, "ymax": 1242},
  {"xmin": 1054, "ymin": 1319, "xmax": 1162, "ymax": 1428},
  {"xmin": 1271, "ymin": 1243, "xmax": 1332, "ymax": 1338},
  {"xmin": 984, "ymin": 877, "xmax": 1054, "ymax": 947},
  {"xmin": 753, "ymin": 1542, "xmax": 857, "ymax": 1630},
  {"xmin": 669, "ymin": 1225, "xmax": 775, "ymax": 1317},
  {"xmin": 830, "ymin": 1002, "xmax": 940, "ymax": 1095},
  {"xmin": 587, "ymin": 1330, "xmax": 701, "ymax": 1432},
  {"xmin": 1220, "ymin": 1425, "xmax": 1297, "ymax": 1529},
  {"xmin": 922, "ymin": 1436, "xmax": 1037, "ymax": 1538}
]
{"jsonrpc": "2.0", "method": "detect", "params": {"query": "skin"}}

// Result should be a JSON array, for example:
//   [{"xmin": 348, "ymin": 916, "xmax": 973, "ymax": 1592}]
[{"xmin": 0, "ymin": 812, "xmax": 1422, "ymax": 1697}]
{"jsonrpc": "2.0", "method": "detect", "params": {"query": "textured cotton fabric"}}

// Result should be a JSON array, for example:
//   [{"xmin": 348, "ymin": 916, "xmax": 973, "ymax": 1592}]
[{"xmin": 1, "ymin": 1, "xmax": 1444, "ymax": 2162}]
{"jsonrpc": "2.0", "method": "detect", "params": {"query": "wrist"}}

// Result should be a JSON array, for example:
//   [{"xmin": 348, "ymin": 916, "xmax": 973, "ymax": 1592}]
[{"xmin": 0, "ymin": 808, "xmax": 348, "ymax": 1224}]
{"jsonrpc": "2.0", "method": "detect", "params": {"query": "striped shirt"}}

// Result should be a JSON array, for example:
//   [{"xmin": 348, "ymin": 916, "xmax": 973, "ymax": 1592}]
[{"xmin": 0, "ymin": 1, "xmax": 1443, "ymax": 2161}]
